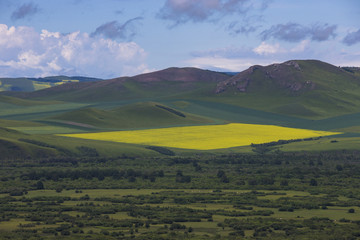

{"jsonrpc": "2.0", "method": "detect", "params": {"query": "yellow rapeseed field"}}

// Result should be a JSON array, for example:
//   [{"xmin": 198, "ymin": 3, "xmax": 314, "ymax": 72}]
[{"xmin": 59, "ymin": 123, "xmax": 340, "ymax": 150}]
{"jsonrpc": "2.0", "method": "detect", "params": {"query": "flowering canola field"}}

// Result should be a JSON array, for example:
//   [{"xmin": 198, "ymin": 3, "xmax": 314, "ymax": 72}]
[{"xmin": 60, "ymin": 123, "xmax": 340, "ymax": 150}]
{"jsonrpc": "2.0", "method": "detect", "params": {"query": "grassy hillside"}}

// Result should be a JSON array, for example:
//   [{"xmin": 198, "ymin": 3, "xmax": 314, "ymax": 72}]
[
  {"xmin": 2, "ymin": 61, "xmax": 360, "ymax": 120},
  {"xmin": 48, "ymin": 102, "xmax": 213, "ymax": 129},
  {"xmin": 0, "ymin": 95, "xmax": 61, "ymax": 106},
  {"xmin": 213, "ymin": 60, "xmax": 360, "ymax": 119},
  {"xmin": 5, "ymin": 60, "xmax": 360, "ymax": 119},
  {"xmin": 3, "ymin": 68, "xmax": 229, "ymax": 102},
  {"xmin": 0, "ymin": 120, "xmax": 159, "ymax": 159},
  {"xmin": 0, "ymin": 60, "xmax": 360, "ymax": 157},
  {"xmin": 0, "ymin": 126, "xmax": 59, "ymax": 159},
  {"xmin": 0, "ymin": 76, "xmax": 101, "ymax": 92}
]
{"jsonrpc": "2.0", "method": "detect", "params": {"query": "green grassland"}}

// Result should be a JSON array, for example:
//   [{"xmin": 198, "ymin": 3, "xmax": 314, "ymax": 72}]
[
  {"xmin": 0, "ymin": 128, "xmax": 158, "ymax": 159},
  {"xmin": 2, "ymin": 60, "xmax": 360, "ymax": 121},
  {"xmin": 1, "ymin": 94, "xmax": 360, "ymax": 157},
  {"xmin": 2, "ymin": 149, "xmax": 360, "ymax": 239},
  {"xmin": 205, "ymin": 60, "xmax": 360, "ymax": 119},
  {"xmin": 1, "ymin": 61, "xmax": 360, "ymax": 239},
  {"xmin": 0, "ymin": 76, "xmax": 100, "ymax": 92},
  {"xmin": 48, "ymin": 102, "xmax": 213, "ymax": 130},
  {"xmin": 0, "ymin": 95, "xmax": 62, "ymax": 106},
  {"xmin": 2, "ymin": 188, "xmax": 360, "ymax": 234},
  {"xmin": 0, "ymin": 77, "xmax": 67, "ymax": 92}
]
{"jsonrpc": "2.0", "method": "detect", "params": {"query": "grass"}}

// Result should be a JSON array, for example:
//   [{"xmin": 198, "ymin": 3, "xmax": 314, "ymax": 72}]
[
  {"xmin": 24, "ymin": 189, "xmax": 163, "ymax": 198},
  {"xmin": 0, "ymin": 125, "xmax": 159, "ymax": 158},
  {"xmin": 166, "ymin": 99, "xmax": 360, "ymax": 131},
  {"xmin": 0, "ymin": 102, "xmax": 89, "ymax": 120},
  {"xmin": 32, "ymin": 134, "xmax": 158, "ymax": 157},
  {"xmin": 280, "ymin": 136, "xmax": 360, "ymax": 151},
  {"xmin": 335, "ymin": 125, "xmax": 360, "ymax": 133},
  {"xmin": 49, "ymin": 102, "xmax": 212, "ymax": 129},
  {"xmin": 203, "ymin": 60, "xmax": 360, "ymax": 119},
  {"xmin": 0, "ymin": 91, "xmax": 359, "ymax": 156},
  {"xmin": 0, "ymin": 95, "xmax": 61, "ymax": 106},
  {"xmin": 265, "ymin": 206, "xmax": 360, "ymax": 221},
  {"xmin": 9, "ymin": 126, "xmax": 88, "ymax": 134},
  {"xmin": 0, "ymin": 119, "xmax": 44, "ymax": 128},
  {"xmin": 2, "ymin": 188, "xmax": 360, "ymax": 238},
  {"xmin": 0, "ymin": 78, "xmax": 34, "ymax": 91},
  {"xmin": 59, "ymin": 123, "xmax": 340, "ymax": 150},
  {"xmin": 0, "ymin": 219, "xmax": 29, "ymax": 231},
  {"xmin": 33, "ymin": 82, "xmax": 52, "ymax": 90},
  {"xmin": 11, "ymin": 189, "xmax": 360, "ymax": 223},
  {"xmin": 0, "ymin": 77, "xmax": 84, "ymax": 92}
]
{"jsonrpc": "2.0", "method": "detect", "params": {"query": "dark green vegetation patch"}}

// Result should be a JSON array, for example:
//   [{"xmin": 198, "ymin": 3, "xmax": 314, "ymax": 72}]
[{"xmin": 1, "ymin": 152, "xmax": 360, "ymax": 239}]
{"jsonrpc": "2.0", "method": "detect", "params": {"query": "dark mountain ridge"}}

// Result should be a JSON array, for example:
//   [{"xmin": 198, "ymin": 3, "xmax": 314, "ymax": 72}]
[
  {"xmin": 0, "ymin": 75, "xmax": 101, "ymax": 92},
  {"xmin": 215, "ymin": 60, "xmax": 358, "ymax": 94},
  {"xmin": 212, "ymin": 60, "xmax": 360, "ymax": 118},
  {"xmin": 2, "ymin": 60, "xmax": 360, "ymax": 119},
  {"xmin": 3, "ymin": 67, "xmax": 230, "ymax": 101}
]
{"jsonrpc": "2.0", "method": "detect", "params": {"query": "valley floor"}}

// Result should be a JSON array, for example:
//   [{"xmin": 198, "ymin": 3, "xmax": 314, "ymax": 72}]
[{"xmin": 1, "ymin": 152, "xmax": 360, "ymax": 239}]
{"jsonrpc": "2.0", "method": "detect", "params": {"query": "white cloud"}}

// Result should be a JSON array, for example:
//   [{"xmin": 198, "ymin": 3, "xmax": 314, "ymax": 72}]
[
  {"xmin": 158, "ymin": 0, "xmax": 269, "ymax": 25},
  {"xmin": 187, "ymin": 57, "xmax": 250, "ymax": 71},
  {"xmin": 186, "ymin": 56, "xmax": 271, "ymax": 72},
  {"xmin": 253, "ymin": 42, "xmax": 282, "ymax": 55},
  {"xmin": 186, "ymin": 40, "xmax": 360, "ymax": 73},
  {"xmin": 291, "ymin": 39, "xmax": 310, "ymax": 52},
  {"xmin": 0, "ymin": 24, "xmax": 149, "ymax": 78}
]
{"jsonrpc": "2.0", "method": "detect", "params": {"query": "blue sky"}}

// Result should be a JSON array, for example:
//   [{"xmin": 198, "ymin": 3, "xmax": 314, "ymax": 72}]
[{"xmin": 0, "ymin": 0, "xmax": 359, "ymax": 78}]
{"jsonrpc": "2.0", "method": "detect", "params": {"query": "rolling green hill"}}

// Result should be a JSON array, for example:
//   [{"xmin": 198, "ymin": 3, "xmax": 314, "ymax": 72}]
[
  {"xmin": 213, "ymin": 60, "xmax": 360, "ymax": 119},
  {"xmin": 1, "ymin": 59, "xmax": 360, "ymax": 157},
  {"xmin": 0, "ymin": 123, "xmax": 158, "ymax": 159},
  {"xmin": 3, "ymin": 67, "xmax": 230, "ymax": 102},
  {"xmin": 0, "ymin": 126, "xmax": 59, "ymax": 159},
  {"xmin": 4, "ymin": 60, "xmax": 360, "ymax": 119},
  {"xmin": 48, "ymin": 102, "xmax": 213, "ymax": 129},
  {"xmin": 0, "ymin": 95, "xmax": 61, "ymax": 106},
  {"xmin": 0, "ymin": 75, "xmax": 101, "ymax": 92}
]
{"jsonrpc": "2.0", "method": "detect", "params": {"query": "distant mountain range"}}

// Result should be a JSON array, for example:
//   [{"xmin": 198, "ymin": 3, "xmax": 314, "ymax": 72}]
[
  {"xmin": 0, "ymin": 76, "xmax": 102, "ymax": 92},
  {"xmin": 1, "ymin": 60, "xmax": 360, "ymax": 119}
]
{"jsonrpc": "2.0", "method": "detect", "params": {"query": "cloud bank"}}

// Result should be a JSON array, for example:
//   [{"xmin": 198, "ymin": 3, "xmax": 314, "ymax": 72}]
[
  {"xmin": 91, "ymin": 17, "xmax": 143, "ymax": 40},
  {"xmin": 343, "ymin": 29, "xmax": 360, "ymax": 46},
  {"xmin": 11, "ymin": 2, "xmax": 39, "ymax": 20},
  {"xmin": 261, "ymin": 23, "xmax": 337, "ymax": 42},
  {"xmin": 157, "ymin": 0, "xmax": 266, "ymax": 25},
  {"xmin": 186, "ymin": 37, "xmax": 359, "ymax": 72},
  {"xmin": 0, "ymin": 24, "xmax": 148, "ymax": 78}
]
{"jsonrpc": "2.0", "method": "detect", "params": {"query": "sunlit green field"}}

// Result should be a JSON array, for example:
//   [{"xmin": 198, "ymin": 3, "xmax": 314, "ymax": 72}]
[
  {"xmin": 8, "ymin": 126, "xmax": 88, "ymax": 134},
  {"xmin": 2, "ymin": 189, "xmax": 360, "ymax": 235},
  {"xmin": 60, "ymin": 123, "xmax": 340, "ymax": 150}
]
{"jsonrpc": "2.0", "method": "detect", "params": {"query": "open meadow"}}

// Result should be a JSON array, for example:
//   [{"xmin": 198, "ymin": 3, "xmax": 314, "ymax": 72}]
[
  {"xmin": 59, "ymin": 123, "xmax": 340, "ymax": 150},
  {"xmin": 0, "ymin": 0, "xmax": 360, "ymax": 238},
  {"xmin": 2, "ymin": 150, "xmax": 360, "ymax": 239},
  {"xmin": 1, "ymin": 63, "xmax": 360, "ymax": 239}
]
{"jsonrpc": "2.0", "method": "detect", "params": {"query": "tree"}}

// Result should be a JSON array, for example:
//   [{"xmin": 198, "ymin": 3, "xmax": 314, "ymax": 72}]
[
  {"xmin": 280, "ymin": 180, "xmax": 288, "ymax": 186},
  {"xmin": 348, "ymin": 208, "xmax": 355, "ymax": 213},
  {"xmin": 310, "ymin": 179, "xmax": 318, "ymax": 186},
  {"xmin": 128, "ymin": 176, "xmax": 136, "ymax": 182},
  {"xmin": 221, "ymin": 175, "xmax": 229, "ymax": 183},
  {"xmin": 176, "ymin": 170, "xmax": 183, "ymax": 177},
  {"xmin": 36, "ymin": 181, "xmax": 44, "ymax": 190},
  {"xmin": 336, "ymin": 165, "xmax": 343, "ymax": 171},
  {"xmin": 251, "ymin": 145, "xmax": 271, "ymax": 155},
  {"xmin": 217, "ymin": 170, "xmax": 225, "ymax": 178}
]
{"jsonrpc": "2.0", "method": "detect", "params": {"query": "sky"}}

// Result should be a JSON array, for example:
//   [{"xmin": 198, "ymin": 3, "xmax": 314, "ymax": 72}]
[{"xmin": 0, "ymin": 0, "xmax": 359, "ymax": 79}]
